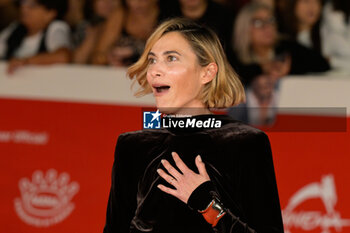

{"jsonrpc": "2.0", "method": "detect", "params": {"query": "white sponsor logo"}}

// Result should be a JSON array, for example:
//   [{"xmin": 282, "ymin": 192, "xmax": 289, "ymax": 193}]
[
  {"xmin": 162, "ymin": 117, "xmax": 222, "ymax": 128},
  {"xmin": 0, "ymin": 130, "xmax": 49, "ymax": 145},
  {"xmin": 14, "ymin": 169, "xmax": 79, "ymax": 227},
  {"xmin": 283, "ymin": 174, "xmax": 350, "ymax": 233}
]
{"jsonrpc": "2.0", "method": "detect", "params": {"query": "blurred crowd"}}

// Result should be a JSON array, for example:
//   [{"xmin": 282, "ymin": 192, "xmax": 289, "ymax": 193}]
[{"xmin": 0, "ymin": 0, "xmax": 349, "ymax": 124}]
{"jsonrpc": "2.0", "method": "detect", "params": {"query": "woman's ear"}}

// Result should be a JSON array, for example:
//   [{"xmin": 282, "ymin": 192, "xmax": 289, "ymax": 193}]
[{"xmin": 201, "ymin": 62, "xmax": 218, "ymax": 84}]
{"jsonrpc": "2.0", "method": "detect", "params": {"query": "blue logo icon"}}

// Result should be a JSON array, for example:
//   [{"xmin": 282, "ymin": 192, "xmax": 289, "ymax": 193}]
[{"xmin": 143, "ymin": 110, "xmax": 161, "ymax": 129}]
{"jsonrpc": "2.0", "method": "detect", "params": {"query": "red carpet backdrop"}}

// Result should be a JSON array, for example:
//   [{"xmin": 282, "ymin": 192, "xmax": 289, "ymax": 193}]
[{"xmin": 0, "ymin": 64, "xmax": 349, "ymax": 233}]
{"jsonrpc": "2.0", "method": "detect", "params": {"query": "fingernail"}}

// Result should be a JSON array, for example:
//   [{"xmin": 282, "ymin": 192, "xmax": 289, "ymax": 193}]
[
  {"xmin": 161, "ymin": 159, "xmax": 165, "ymax": 164},
  {"xmin": 171, "ymin": 152, "xmax": 176, "ymax": 156},
  {"xmin": 157, "ymin": 184, "xmax": 161, "ymax": 189},
  {"xmin": 197, "ymin": 155, "xmax": 202, "ymax": 162},
  {"xmin": 156, "ymin": 169, "xmax": 161, "ymax": 173}
]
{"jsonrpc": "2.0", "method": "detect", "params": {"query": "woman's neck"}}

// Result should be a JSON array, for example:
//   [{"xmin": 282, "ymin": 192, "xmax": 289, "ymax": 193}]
[
  {"xmin": 181, "ymin": 0, "xmax": 208, "ymax": 20},
  {"xmin": 298, "ymin": 23, "xmax": 312, "ymax": 32},
  {"xmin": 178, "ymin": 108, "xmax": 211, "ymax": 116},
  {"xmin": 162, "ymin": 101, "xmax": 212, "ymax": 117},
  {"xmin": 252, "ymin": 45, "xmax": 273, "ymax": 63},
  {"xmin": 27, "ymin": 27, "xmax": 43, "ymax": 36},
  {"xmin": 167, "ymin": 108, "xmax": 212, "ymax": 117}
]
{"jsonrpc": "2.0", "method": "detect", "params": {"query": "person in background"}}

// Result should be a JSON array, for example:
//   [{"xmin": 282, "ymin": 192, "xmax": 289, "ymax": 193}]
[
  {"xmin": 321, "ymin": 0, "xmax": 350, "ymax": 70},
  {"xmin": 232, "ymin": 2, "xmax": 330, "ymax": 87},
  {"xmin": 280, "ymin": 0, "xmax": 350, "ymax": 70},
  {"xmin": 0, "ymin": 0, "xmax": 71, "ymax": 74},
  {"xmin": 91, "ymin": 0, "xmax": 159, "ymax": 66},
  {"xmin": 72, "ymin": 0, "xmax": 120, "ymax": 64},
  {"xmin": 280, "ymin": 0, "xmax": 324, "ymax": 54},
  {"xmin": 168, "ymin": 0, "xmax": 235, "ymax": 54},
  {"xmin": 229, "ymin": 2, "xmax": 330, "ymax": 125}
]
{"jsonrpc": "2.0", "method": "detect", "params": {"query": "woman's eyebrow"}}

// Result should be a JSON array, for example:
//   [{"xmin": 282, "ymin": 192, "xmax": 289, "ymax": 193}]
[
  {"xmin": 163, "ymin": 50, "xmax": 181, "ymax": 56},
  {"xmin": 148, "ymin": 51, "xmax": 156, "ymax": 57},
  {"xmin": 148, "ymin": 50, "xmax": 181, "ymax": 57}
]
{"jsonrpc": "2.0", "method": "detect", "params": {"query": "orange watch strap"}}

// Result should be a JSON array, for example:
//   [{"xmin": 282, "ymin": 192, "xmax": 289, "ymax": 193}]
[{"xmin": 199, "ymin": 199, "xmax": 226, "ymax": 227}]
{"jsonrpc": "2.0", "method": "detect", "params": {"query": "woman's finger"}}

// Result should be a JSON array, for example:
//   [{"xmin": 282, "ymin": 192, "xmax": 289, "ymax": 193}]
[
  {"xmin": 172, "ymin": 152, "xmax": 190, "ymax": 174},
  {"xmin": 157, "ymin": 184, "xmax": 178, "ymax": 197},
  {"xmin": 161, "ymin": 159, "xmax": 182, "ymax": 180},
  {"xmin": 195, "ymin": 155, "xmax": 210, "ymax": 180},
  {"xmin": 157, "ymin": 169, "xmax": 178, "ymax": 187}
]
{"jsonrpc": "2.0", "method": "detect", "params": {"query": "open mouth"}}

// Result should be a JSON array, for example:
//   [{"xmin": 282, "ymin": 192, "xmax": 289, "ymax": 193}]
[{"xmin": 154, "ymin": 86, "xmax": 170, "ymax": 93}]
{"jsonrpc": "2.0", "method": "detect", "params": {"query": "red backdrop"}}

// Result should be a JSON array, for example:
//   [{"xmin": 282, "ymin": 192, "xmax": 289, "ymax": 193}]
[{"xmin": 1, "ymin": 98, "xmax": 349, "ymax": 233}]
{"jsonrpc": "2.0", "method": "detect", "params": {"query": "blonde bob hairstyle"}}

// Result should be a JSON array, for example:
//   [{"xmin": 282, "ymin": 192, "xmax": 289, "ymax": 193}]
[{"xmin": 127, "ymin": 18, "xmax": 245, "ymax": 108}]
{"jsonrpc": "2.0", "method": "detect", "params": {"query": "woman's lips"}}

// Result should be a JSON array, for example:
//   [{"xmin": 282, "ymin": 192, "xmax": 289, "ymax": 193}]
[{"xmin": 153, "ymin": 86, "xmax": 170, "ymax": 96}]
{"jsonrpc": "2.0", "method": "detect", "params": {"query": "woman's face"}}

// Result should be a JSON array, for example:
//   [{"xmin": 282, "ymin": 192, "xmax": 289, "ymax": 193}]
[
  {"xmin": 20, "ymin": 0, "xmax": 56, "ymax": 31},
  {"xmin": 146, "ymin": 32, "xmax": 208, "ymax": 113},
  {"xmin": 250, "ymin": 9, "xmax": 277, "ymax": 48},
  {"xmin": 254, "ymin": 0, "xmax": 275, "ymax": 8},
  {"xmin": 179, "ymin": 0, "xmax": 205, "ymax": 9},
  {"xmin": 295, "ymin": 0, "xmax": 321, "ymax": 28},
  {"xmin": 95, "ymin": 0, "xmax": 120, "ymax": 18},
  {"xmin": 126, "ymin": 0, "xmax": 157, "ymax": 14}
]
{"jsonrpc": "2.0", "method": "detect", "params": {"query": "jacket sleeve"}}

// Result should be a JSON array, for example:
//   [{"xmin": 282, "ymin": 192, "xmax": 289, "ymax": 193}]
[
  {"xmin": 188, "ymin": 132, "xmax": 284, "ymax": 233},
  {"xmin": 103, "ymin": 134, "xmax": 138, "ymax": 233}
]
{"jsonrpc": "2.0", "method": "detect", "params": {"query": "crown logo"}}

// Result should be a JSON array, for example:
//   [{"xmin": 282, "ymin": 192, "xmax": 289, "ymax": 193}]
[
  {"xmin": 283, "ymin": 174, "xmax": 350, "ymax": 233},
  {"xmin": 14, "ymin": 169, "xmax": 80, "ymax": 227}
]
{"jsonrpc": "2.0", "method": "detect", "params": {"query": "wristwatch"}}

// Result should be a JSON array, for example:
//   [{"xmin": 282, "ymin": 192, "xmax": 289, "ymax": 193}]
[{"xmin": 199, "ymin": 197, "xmax": 227, "ymax": 227}]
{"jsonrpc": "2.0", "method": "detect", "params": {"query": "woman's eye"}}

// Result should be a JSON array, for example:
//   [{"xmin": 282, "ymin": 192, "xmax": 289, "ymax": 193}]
[
  {"xmin": 167, "ymin": 56, "xmax": 178, "ymax": 62},
  {"xmin": 148, "ymin": 58, "xmax": 156, "ymax": 64}
]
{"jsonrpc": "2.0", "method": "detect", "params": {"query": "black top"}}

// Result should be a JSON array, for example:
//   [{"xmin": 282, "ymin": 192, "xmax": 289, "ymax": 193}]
[
  {"xmin": 3, "ymin": 23, "xmax": 48, "ymax": 60},
  {"xmin": 229, "ymin": 39, "xmax": 331, "ymax": 87},
  {"xmin": 103, "ymin": 114, "xmax": 284, "ymax": 233}
]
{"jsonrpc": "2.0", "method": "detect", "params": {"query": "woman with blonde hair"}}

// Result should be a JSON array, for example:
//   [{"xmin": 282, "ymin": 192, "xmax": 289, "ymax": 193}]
[
  {"xmin": 229, "ymin": 2, "xmax": 329, "ymax": 125},
  {"xmin": 231, "ymin": 2, "xmax": 330, "ymax": 87},
  {"xmin": 104, "ymin": 18, "xmax": 284, "ymax": 233}
]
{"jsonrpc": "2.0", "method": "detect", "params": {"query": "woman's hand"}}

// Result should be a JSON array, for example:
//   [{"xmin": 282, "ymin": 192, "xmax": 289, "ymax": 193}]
[
  {"xmin": 7, "ymin": 58, "xmax": 28, "ymax": 74},
  {"xmin": 262, "ymin": 54, "xmax": 291, "ymax": 81},
  {"xmin": 157, "ymin": 152, "xmax": 210, "ymax": 204}
]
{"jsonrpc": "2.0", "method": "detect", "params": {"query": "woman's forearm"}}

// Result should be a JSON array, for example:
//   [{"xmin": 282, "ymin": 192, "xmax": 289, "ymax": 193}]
[
  {"xmin": 91, "ymin": 7, "xmax": 124, "ymax": 65},
  {"xmin": 26, "ymin": 48, "xmax": 71, "ymax": 65}
]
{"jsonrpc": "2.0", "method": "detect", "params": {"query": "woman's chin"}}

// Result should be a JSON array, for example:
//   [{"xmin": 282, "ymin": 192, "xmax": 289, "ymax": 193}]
[{"xmin": 157, "ymin": 106, "xmax": 179, "ymax": 115}]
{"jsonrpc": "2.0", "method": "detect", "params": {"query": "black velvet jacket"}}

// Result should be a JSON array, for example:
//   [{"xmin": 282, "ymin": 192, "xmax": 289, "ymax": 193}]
[{"xmin": 103, "ymin": 115, "xmax": 284, "ymax": 233}]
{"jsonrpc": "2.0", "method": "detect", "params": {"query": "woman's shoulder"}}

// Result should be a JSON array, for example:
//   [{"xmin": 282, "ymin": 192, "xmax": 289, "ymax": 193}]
[
  {"xmin": 116, "ymin": 129, "xmax": 169, "ymax": 144},
  {"xmin": 209, "ymin": 117, "xmax": 272, "ymax": 162},
  {"xmin": 47, "ymin": 20, "xmax": 70, "ymax": 33},
  {"xmin": 114, "ymin": 115, "xmax": 269, "ymax": 146},
  {"xmin": 45, "ymin": 20, "xmax": 71, "ymax": 51},
  {"xmin": 213, "ymin": 116, "xmax": 268, "ymax": 141},
  {"xmin": 209, "ymin": 114, "xmax": 264, "ymax": 132}
]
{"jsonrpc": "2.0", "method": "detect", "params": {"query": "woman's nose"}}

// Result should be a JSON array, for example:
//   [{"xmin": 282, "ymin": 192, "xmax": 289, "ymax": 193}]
[{"xmin": 149, "ymin": 62, "xmax": 164, "ymax": 78}]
